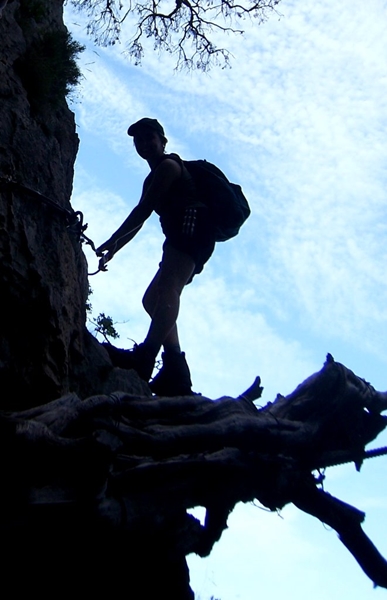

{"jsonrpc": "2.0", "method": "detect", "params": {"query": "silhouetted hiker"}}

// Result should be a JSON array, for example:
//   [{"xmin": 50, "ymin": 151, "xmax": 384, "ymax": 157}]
[{"xmin": 96, "ymin": 118, "xmax": 216, "ymax": 395}]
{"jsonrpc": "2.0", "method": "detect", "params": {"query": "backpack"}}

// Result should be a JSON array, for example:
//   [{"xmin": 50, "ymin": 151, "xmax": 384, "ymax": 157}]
[{"xmin": 183, "ymin": 159, "xmax": 251, "ymax": 242}]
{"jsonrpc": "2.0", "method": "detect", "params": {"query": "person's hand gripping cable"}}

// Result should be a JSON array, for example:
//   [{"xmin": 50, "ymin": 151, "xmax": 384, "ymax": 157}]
[{"xmin": 95, "ymin": 241, "xmax": 118, "ymax": 273}]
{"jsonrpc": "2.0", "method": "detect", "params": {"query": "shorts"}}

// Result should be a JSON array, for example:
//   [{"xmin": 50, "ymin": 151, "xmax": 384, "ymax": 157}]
[{"xmin": 160, "ymin": 205, "xmax": 216, "ymax": 283}]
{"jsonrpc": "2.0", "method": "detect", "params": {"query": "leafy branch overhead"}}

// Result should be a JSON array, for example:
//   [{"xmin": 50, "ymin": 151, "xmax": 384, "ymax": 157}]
[
  {"xmin": 69, "ymin": 0, "xmax": 281, "ymax": 69},
  {"xmin": 91, "ymin": 312, "xmax": 120, "ymax": 342}
]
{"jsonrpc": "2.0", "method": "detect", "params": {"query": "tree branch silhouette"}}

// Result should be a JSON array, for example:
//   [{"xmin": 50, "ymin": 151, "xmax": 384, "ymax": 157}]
[{"xmin": 69, "ymin": 0, "xmax": 281, "ymax": 68}]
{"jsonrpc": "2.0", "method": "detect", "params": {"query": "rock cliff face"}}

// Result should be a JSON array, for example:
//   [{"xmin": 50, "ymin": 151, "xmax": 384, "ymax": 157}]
[
  {"xmin": 0, "ymin": 0, "xmax": 147, "ymax": 407},
  {"xmin": 0, "ymin": 5, "xmax": 193, "ymax": 596}
]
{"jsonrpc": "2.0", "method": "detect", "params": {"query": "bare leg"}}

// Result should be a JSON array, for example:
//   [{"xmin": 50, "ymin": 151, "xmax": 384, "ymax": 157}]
[
  {"xmin": 142, "ymin": 271, "xmax": 180, "ymax": 349},
  {"xmin": 142, "ymin": 245, "xmax": 195, "ymax": 354}
]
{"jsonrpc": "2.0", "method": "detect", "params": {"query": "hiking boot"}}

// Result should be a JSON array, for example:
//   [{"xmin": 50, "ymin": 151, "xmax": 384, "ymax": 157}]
[
  {"xmin": 149, "ymin": 351, "xmax": 194, "ymax": 396},
  {"xmin": 102, "ymin": 342, "xmax": 156, "ymax": 382}
]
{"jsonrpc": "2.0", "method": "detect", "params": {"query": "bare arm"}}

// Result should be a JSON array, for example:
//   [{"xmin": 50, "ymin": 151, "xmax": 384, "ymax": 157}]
[{"xmin": 96, "ymin": 158, "xmax": 181, "ymax": 261}]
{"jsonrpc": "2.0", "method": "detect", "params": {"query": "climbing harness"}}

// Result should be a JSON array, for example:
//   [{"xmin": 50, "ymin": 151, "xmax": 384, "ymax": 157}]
[{"xmin": 0, "ymin": 176, "xmax": 102, "ymax": 275}]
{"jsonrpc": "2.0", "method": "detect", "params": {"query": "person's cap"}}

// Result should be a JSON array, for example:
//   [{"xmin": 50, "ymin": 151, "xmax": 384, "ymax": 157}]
[{"xmin": 127, "ymin": 118, "xmax": 165, "ymax": 138}]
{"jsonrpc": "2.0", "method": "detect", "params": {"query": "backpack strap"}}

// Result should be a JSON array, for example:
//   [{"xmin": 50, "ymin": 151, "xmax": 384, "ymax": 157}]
[{"xmin": 163, "ymin": 153, "xmax": 207, "ymax": 209}]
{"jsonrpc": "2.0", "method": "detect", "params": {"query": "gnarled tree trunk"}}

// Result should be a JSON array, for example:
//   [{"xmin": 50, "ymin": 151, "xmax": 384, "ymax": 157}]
[{"xmin": 1, "ymin": 356, "xmax": 387, "ymax": 597}]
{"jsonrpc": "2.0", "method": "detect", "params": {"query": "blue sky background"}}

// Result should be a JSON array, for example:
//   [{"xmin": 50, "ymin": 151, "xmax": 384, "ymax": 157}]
[{"xmin": 64, "ymin": 0, "xmax": 387, "ymax": 597}]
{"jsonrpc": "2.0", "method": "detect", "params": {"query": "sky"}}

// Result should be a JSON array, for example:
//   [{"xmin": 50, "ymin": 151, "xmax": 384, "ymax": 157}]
[{"xmin": 64, "ymin": 0, "xmax": 387, "ymax": 597}]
